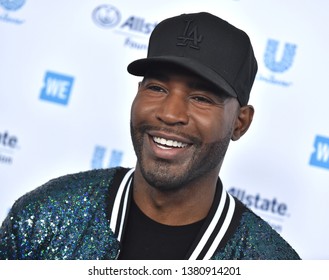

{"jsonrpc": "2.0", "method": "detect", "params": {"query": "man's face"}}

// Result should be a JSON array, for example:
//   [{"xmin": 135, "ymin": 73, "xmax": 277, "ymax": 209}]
[{"xmin": 130, "ymin": 65, "xmax": 240, "ymax": 192}]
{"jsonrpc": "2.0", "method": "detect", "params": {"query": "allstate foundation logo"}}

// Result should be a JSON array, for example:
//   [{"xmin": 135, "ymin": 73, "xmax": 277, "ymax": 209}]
[
  {"xmin": 92, "ymin": 4, "xmax": 121, "ymax": 28},
  {"xmin": 228, "ymin": 187, "xmax": 290, "ymax": 233},
  {"xmin": 40, "ymin": 71, "xmax": 75, "ymax": 106},
  {"xmin": 257, "ymin": 39, "xmax": 297, "ymax": 87},
  {"xmin": 0, "ymin": 0, "xmax": 26, "ymax": 24},
  {"xmin": 0, "ymin": 130, "xmax": 20, "ymax": 165},
  {"xmin": 309, "ymin": 135, "xmax": 329, "ymax": 170},
  {"xmin": 92, "ymin": 4, "xmax": 157, "ymax": 51},
  {"xmin": 91, "ymin": 145, "xmax": 123, "ymax": 169}
]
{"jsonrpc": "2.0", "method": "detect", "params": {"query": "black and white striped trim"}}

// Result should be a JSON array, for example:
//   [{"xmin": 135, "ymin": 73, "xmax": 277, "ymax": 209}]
[
  {"xmin": 109, "ymin": 168, "xmax": 236, "ymax": 260},
  {"xmin": 109, "ymin": 168, "xmax": 134, "ymax": 242},
  {"xmin": 187, "ymin": 189, "xmax": 235, "ymax": 259}
]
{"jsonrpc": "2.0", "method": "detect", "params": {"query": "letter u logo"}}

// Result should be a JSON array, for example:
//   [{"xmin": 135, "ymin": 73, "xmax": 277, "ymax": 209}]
[{"xmin": 264, "ymin": 39, "xmax": 297, "ymax": 73}]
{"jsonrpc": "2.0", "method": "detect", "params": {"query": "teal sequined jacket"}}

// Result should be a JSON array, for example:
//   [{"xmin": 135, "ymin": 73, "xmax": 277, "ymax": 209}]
[{"xmin": 0, "ymin": 167, "xmax": 300, "ymax": 260}]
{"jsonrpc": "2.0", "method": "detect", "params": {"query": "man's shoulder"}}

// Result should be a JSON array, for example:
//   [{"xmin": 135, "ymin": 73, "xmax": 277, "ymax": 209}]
[
  {"xmin": 10, "ymin": 167, "xmax": 130, "ymax": 216},
  {"xmin": 213, "ymin": 198, "xmax": 301, "ymax": 260},
  {"xmin": 0, "ymin": 167, "xmax": 130, "ymax": 259}
]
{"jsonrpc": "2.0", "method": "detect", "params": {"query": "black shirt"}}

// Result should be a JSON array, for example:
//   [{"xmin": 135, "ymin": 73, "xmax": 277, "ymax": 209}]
[{"xmin": 118, "ymin": 199, "xmax": 205, "ymax": 260}]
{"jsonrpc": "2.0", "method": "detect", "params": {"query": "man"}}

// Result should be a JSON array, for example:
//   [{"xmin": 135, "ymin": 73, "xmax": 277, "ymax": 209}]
[{"xmin": 0, "ymin": 12, "xmax": 300, "ymax": 260}]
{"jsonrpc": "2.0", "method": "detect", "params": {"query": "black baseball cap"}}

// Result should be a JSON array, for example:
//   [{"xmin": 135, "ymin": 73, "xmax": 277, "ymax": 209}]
[{"xmin": 127, "ymin": 12, "xmax": 258, "ymax": 106}]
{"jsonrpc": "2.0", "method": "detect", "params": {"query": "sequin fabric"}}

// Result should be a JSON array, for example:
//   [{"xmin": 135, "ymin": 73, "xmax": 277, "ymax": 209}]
[
  {"xmin": 211, "ymin": 208, "xmax": 300, "ymax": 260},
  {"xmin": 0, "ymin": 167, "xmax": 300, "ymax": 260},
  {"xmin": 0, "ymin": 168, "xmax": 121, "ymax": 260}
]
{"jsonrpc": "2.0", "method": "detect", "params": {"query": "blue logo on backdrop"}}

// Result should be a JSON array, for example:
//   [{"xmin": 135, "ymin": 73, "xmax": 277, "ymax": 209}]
[
  {"xmin": 0, "ymin": 0, "xmax": 26, "ymax": 24},
  {"xmin": 228, "ymin": 187, "xmax": 290, "ymax": 233},
  {"xmin": 257, "ymin": 39, "xmax": 297, "ymax": 87},
  {"xmin": 92, "ymin": 4, "xmax": 157, "ymax": 51},
  {"xmin": 92, "ymin": 4, "xmax": 121, "ymax": 28},
  {"xmin": 264, "ymin": 39, "xmax": 296, "ymax": 73},
  {"xmin": 40, "ymin": 71, "xmax": 74, "ymax": 106},
  {"xmin": 91, "ymin": 145, "xmax": 123, "ymax": 169},
  {"xmin": 0, "ymin": 130, "xmax": 20, "ymax": 165},
  {"xmin": 0, "ymin": 0, "xmax": 25, "ymax": 10},
  {"xmin": 309, "ymin": 135, "xmax": 329, "ymax": 170}
]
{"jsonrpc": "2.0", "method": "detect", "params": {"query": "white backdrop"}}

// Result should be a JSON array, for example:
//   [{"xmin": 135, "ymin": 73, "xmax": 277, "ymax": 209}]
[{"xmin": 1, "ymin": 0, "xmax": 328, "ymax": 259}]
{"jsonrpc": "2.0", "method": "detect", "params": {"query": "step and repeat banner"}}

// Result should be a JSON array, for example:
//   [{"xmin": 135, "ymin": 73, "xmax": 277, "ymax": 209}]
[{"xmin": 0, "ymin": 0, "xmax": 328, "ymax": 259}]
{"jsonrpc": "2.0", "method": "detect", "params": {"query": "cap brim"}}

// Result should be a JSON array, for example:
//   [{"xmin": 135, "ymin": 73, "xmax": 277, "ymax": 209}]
[{"xmin": 127, "ymin": 56, "xmax": 237, "ymax": 98}]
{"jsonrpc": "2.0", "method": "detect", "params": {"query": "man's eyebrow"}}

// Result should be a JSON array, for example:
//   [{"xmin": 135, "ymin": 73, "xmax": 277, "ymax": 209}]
[{"xmin": 187, "ymin": 80, "xmax": 231, "ymax": 98}]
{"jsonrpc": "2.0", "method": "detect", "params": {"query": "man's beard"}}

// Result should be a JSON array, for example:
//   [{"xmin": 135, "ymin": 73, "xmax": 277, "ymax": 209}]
[{"xmin": 130, "ymin": 122, "xmax": 231, "ymax": 192}]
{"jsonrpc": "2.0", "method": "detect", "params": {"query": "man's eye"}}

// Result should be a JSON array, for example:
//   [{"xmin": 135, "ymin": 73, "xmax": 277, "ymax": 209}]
[
  {"xmin": 192, "ymin": 96, "xmax": 213, "ymax": 104},
  {"xmin": 147, "ymin": 85, "xmax": 166, "ymax": 92}
]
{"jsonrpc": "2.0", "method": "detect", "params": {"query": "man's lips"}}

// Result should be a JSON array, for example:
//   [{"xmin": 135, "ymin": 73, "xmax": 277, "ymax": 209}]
[
  {"xmin": 145, "ymin": 130, "xmax": 194, "ymax": 159},
  {"xmin": 152, "ymin": 136, "xmax": 188, "ymax": 149},
  {"xmin": 148, "ymin": 130, "xmax": 193, "ymax": 149}
]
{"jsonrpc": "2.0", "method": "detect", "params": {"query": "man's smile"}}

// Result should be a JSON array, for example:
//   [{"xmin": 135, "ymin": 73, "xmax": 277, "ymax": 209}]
[
  {"xmin": 152, "ymin": 136, "xmax": 188, "ymax": 149},
  {"xmin": 145, "ymin": 130, "xmax": 194, "ymax": 161}
]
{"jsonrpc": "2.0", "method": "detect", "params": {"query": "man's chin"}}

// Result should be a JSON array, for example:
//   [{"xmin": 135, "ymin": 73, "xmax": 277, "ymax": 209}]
[{"xmin": 140, "ymin": 162, "xmax": 191, "ymax": 192}]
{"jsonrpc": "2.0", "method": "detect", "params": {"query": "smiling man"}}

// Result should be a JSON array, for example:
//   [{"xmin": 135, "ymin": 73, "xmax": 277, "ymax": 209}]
[{"xmin": 0, "ymin": 12, "xmax": 300, "ymax": 260}]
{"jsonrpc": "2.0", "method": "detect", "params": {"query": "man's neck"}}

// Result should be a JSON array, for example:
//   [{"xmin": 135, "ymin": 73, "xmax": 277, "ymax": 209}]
[{"xmin": 132, "ymin": 166, "xmax": 220, "ymax": 226}]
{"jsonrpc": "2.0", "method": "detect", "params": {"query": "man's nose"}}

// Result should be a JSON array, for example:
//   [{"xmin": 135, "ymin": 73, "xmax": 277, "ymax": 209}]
[{"xmin": 155, "ymin": 93, "xmax": 189, "ymax": 126}]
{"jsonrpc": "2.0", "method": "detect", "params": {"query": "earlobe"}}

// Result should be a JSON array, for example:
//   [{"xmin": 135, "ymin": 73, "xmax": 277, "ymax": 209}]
[{"xmin": 231, "ymin": 105, "xmax": 254, "ymax": 141}]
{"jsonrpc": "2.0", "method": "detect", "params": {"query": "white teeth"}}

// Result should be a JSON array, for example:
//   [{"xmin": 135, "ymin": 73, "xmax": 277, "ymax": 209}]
[{"xmin": 153, "ymin": 137, "xmax": 188, "ymax": 148}]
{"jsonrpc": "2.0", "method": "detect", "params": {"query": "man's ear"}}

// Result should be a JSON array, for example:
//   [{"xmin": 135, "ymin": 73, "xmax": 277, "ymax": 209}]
[{"xmin": 231, "ymin": 105, "xmax": 254, "ymax": 141}]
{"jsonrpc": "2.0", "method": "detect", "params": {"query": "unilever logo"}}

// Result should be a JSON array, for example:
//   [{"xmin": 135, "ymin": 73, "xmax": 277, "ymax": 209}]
[
  {"xmin": 0, "ymin": 0, "xmax": 26, "ymax": 24},
  {"xmin": 92, "ymin": 4, "xmax": 157, "ymax": 51},
  {"xmin": 309, "ymin": 135, "xmax": 329, "ymax": 170},
  {"xmin": 0, "ymin": 0, "xmax": 25, "ymax": 10},
  {"xmin": 91, "ymin": 146, "xmax": 123, "ymax": 169},
  {"xmin": 0, "ymin": 130, "xmax": 19, "ymax": 165},
  {"xmin": 40, "ymin": 71, "xmax": 75, "ymax": 106},
  {"xmin": 264, "ymin": 40, "xmax": 296, "ymax": 73},
  {"xmin": 258, "ymin": 39, "xmax": 297, "ymax": 87},
  {"xmin": 229, "ymin": 187, "xmax": 289, "ymax": 233}
]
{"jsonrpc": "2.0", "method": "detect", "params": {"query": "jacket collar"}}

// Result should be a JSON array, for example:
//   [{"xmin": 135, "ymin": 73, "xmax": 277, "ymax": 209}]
[{"xmin": 109, "ymin": 168, "xmax": 236, "ymax": 260}]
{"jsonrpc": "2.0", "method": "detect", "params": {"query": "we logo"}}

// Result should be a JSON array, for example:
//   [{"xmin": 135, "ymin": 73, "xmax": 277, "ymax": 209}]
[
  {"xmin": 309, "ymin": 135, "xmax": 329, "ymax": 170},
  {"xmin": 40, "ymin": 71, "xmax": 74, "ymax": 106}
]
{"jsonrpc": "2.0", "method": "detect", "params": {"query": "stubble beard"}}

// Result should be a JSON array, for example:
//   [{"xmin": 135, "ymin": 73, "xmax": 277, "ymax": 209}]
[{"xmin": 130, "ymin": 122, "xmax": 231, "ymax": 192}]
